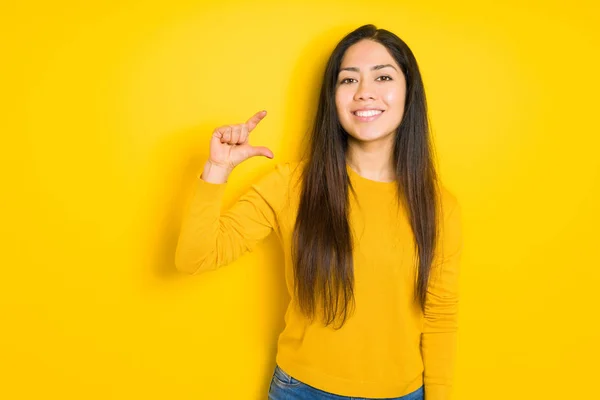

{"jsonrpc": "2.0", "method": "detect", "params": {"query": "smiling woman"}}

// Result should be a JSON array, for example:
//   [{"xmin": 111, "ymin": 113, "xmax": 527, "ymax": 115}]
[
  {"xmin": 336, "ymin": 41, "xmax": 407, "ymax": 153},
  {"xmin": 175, "ymin": 24, "xmax": 462, "ymax": 400}
]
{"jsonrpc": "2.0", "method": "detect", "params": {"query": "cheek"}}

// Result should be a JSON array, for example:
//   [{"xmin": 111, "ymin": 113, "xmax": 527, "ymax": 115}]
[
  {"xmin": 383, "ymin": 90, "xmax": 406, "ymax": 118},
  {"xmin": 382, "ymin": 88, "xmax": 403, "ymax": 106},
  {"xmin": 388, "ymin": 85, "xmax": 406, "ymax": 107},
  {"xmin": 335, "ymin": 91, "xmax": 350, "ymax": 116}
]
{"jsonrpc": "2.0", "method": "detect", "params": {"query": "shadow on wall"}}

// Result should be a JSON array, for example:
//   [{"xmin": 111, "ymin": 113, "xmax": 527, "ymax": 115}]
[
  {"xmin": 147, "ymin": 21, "xmax": 361, "ymax": 283},
  {"xmin": 141, "ymin": 23, "xmax": 361, "ymax": 398},
  {"xmin": 143, "ymin": 120, "xmax": 290, "ymax": 396}
]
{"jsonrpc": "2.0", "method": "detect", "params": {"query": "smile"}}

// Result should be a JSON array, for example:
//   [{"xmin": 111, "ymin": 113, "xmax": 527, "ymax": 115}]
[{"xmin": 352, "ymin": 110, "xmax": 384, "ymax": 121}]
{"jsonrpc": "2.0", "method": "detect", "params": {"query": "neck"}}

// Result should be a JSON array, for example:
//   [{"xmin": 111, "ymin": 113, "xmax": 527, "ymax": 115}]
[{"xmin": 346, "ymin": 136, "xmax": 396, "ymax": 182}]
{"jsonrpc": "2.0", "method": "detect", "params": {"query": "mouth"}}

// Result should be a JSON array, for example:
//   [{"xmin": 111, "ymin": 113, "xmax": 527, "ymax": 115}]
[{"xmin": 352, "ymin": 109, "xmax": 384, "ymax": 122}]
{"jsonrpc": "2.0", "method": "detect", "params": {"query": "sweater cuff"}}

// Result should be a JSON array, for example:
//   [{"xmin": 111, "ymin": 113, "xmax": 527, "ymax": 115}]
[
  {"xmin": 424, "ymin": 383, "xmax": 452, "ymax": 400},
  {"xmin": 195, "ymin": 175, "xmax": 227, "ymax": 196}
]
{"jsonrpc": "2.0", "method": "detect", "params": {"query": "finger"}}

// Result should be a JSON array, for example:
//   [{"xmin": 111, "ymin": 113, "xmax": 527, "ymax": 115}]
[
  {"xmin": 222, "ymin": 126, "xmax": 232, "ymax": 143},
  {"xmin": 247, "ymin": 145, "xmax": 274, "ymax": 159},
  {"xmin": 246, "ymin": 110, "xmax": 267, "ymax": 132},
  {"xmin": 238, "ymin": 124, "xmax": 249, "ymax": 144},
  {"xmin": 215, "ymin": 126, "xmax": 231, "ymax": 142},
  {"xmin": 213, "ymin": 126, "xmax": 227, "ymax": 139},
  {"xmin": 230, "ymin": 125, "xmax": 242, "ymax": 144}
]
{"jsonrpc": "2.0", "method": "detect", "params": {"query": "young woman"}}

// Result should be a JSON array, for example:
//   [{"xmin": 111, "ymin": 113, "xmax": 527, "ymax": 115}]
[{"xmin": 175, "ymin": 24, "xmax": 462, "ymax": 400}]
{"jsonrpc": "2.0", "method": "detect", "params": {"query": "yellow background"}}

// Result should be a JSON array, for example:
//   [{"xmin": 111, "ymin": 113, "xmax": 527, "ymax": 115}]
[{"xmin": 1, "ymin": 0, "xmax": 598, "ymax": 399}]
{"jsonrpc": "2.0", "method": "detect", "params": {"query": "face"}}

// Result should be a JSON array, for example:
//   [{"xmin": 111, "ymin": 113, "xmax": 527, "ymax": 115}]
[{"xmin": 335, "ymin": 40, "xmax": 407, "ymax": 145}]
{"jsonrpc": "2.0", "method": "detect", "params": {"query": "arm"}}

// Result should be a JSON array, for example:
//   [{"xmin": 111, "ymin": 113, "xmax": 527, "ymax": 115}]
[
  {"xmin": 421, "ymin": 199, "xmax": 463, "ymax": 400},
  {"xmin": 174, "ymin": 162, "xmax": 288, "ymax": 274}
]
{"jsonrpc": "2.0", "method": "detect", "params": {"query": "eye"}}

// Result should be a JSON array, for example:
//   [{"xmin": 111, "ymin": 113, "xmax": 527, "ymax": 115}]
[
  {"xmin": 340, "ymin": 78, "xmax": 357, "ymax": 84},
  {"xmin": 377, "ymin": 75, "xmax": 393, "ymax": 81}
]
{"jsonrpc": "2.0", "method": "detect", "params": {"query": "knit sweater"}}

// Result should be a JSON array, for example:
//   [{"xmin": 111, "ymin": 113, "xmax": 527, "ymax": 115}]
[{"xmin": 175, "ymin": 161, "xmax": 463, "ymax": 399}]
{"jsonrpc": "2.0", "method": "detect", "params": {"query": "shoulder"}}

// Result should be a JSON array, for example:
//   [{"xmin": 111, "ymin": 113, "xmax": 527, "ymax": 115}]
[
  {"xmin": 257, "ymin": 160, "xmax": 303, "ymax": 179},
  {"xmin": 436, "ymin": 183, "xmax": 462, "ymax": 247},
  {"xmin": 438, "ymin": 184, "xmax": 460, "ymax": 217},
  {"xmin": 437, "ymin": 183, "xmax": 462, "ymax": 236},
  {"xmin": 258, "ymin": 160, "xmax": 305, "ymax": 190},
  {"xmin": 250, "ymin": 160, "xmax": 305, "ymax": 204},
  {"xmin": 274, "ymin": 160, "xmax": 306, "ymax": 176}
]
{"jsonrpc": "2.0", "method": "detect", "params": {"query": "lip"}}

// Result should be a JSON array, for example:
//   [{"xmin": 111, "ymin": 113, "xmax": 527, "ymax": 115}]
[{"xmin": 352, "ymin": 109, "xmax": 384, "ymax": 122}]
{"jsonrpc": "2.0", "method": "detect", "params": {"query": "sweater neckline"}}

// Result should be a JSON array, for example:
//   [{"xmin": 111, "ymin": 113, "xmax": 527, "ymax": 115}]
[{"xmin": 346, "ymin": 163, "xmax": 397, "ymax": 188}]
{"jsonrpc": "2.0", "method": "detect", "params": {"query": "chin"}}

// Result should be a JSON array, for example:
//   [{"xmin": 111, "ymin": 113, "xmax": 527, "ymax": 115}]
[{"xmin": 347, "ymin": 129, "xmax": 392, "ymax": 143}]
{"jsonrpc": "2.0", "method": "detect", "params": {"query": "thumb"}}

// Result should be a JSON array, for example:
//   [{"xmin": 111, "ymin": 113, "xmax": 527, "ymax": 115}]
[{"xmin": 247, "ymin": 145, "xmax": 274, "ymax": 159}]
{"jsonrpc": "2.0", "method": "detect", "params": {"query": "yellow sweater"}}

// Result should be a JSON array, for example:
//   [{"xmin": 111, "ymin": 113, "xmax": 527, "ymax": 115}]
[{"xmin": 175, "ymin": 161, "xmax": 463, "ymax": 400}]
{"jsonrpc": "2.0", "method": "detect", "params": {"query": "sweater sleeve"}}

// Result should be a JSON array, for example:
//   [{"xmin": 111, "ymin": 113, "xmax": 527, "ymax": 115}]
[
  {"xmin": 421, "ymin": 198, "xmax": 463, "ymax": 400},
  {"xmin": 174, "ymin": 163, "xmax": 290, "ymax": 274}
]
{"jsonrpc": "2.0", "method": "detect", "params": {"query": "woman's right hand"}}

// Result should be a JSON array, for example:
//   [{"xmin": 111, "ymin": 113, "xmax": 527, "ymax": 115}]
[{"xmin": 208, "ymin": 110, "xmax": 274, "ymax": 172}]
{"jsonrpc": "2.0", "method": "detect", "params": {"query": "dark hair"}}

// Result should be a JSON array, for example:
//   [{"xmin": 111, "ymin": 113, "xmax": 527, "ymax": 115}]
[{"xmin": 292, "ymin": 24, "xmax": 440, "ymax": 329}]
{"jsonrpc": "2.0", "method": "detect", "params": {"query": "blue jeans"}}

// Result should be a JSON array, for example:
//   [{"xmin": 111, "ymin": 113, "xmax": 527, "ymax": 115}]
[{"xmin": 268, "ymin": 364, "xmax": 424, "ymax": 400}]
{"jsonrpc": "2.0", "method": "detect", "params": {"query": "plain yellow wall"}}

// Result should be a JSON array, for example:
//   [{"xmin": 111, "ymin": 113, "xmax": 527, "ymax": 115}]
[{"xmin": 2, "ymin": 0, "xmax": 599, "ymax": 399}]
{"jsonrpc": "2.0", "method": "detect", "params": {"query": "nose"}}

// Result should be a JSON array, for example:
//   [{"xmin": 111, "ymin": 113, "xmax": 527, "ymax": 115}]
[{"xmin": 353, "ymin": 80, "xmax": 376, "ymax": 101}]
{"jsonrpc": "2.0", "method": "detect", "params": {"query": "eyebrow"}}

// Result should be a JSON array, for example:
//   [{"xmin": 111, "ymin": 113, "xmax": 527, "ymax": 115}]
[{"xmin": 339, "ymin": 64, "xmax": 398, "ymax": 72}]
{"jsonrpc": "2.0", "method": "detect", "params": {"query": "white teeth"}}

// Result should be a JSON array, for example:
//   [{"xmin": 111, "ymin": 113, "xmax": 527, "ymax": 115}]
[{"xmin": 354, "ymin": 110, "xmax": 382, "ymax": 117}]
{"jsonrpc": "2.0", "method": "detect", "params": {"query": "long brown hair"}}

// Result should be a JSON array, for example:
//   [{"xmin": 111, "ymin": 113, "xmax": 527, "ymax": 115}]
[{"xmin": 292, "ymin": 24, "xmax": 439, "ymax": 329}]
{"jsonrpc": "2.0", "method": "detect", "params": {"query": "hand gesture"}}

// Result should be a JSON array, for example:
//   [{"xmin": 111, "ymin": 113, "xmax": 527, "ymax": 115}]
[{"xmin": 208, "ymin": 110, "xmax": 274, "ymax": 171}]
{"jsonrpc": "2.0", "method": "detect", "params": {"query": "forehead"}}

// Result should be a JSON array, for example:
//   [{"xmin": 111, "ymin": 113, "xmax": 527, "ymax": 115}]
[{"xmin": 340, "ymin": 40, "xmax": 398, "ymax": 69}]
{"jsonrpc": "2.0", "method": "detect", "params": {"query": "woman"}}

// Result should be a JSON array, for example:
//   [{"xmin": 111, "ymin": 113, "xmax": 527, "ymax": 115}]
[{"xmin": 175, "ymin": 24, "xmax": 462, "ymax": 400}]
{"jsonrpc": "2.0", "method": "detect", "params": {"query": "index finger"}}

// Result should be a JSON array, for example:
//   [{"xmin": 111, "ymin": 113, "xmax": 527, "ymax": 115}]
[{"xmin": 246, "ymin": 110, "xmax": 267, "ymax": 132}]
